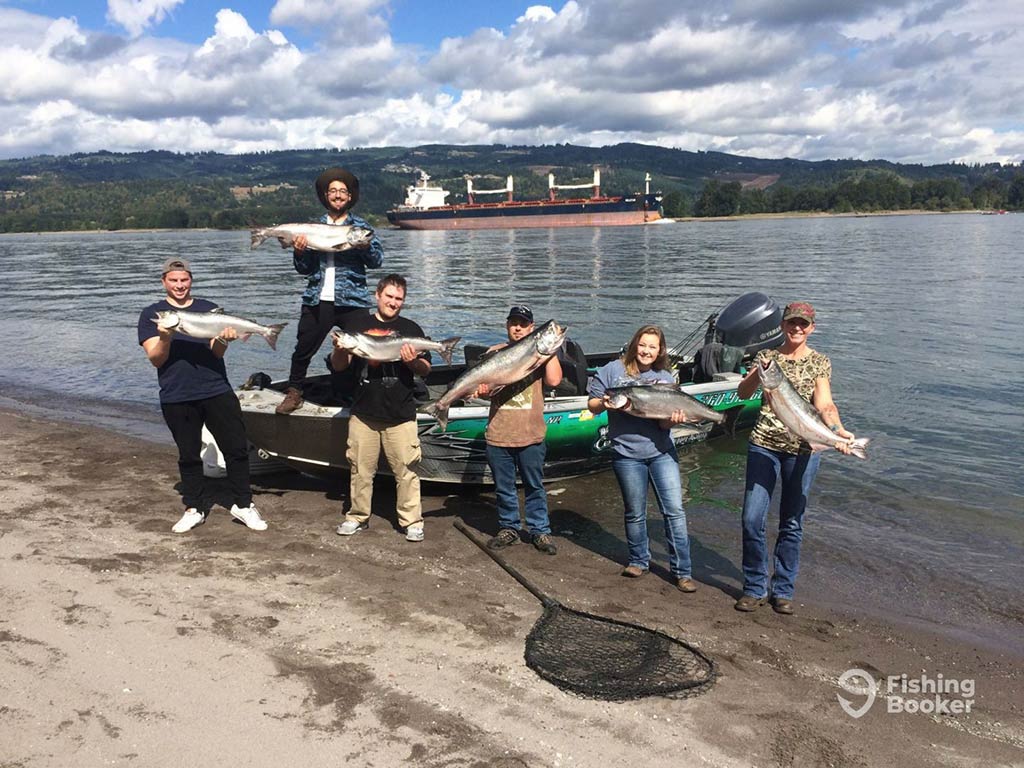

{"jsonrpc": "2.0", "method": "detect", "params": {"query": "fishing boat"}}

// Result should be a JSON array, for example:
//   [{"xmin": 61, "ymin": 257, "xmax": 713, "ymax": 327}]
[
  {"xmin": 214, "ymin": 293, "xmax": 782, "ymax": 485},
  {"xmin": 385, "ymin": 169, "xmax": 663, "ymax": 230}
]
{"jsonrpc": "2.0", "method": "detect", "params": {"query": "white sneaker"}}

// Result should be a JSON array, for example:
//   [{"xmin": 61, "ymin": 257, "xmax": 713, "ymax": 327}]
[
  {"xmin": 230, "ymin": 504, "xmax": 268, "ymax": 531},
  {"xmin": 172, "ymin": 508, "xmax": 205, "ymax": 533},
  {"xmin": 405, "ymin": 523, "xmax": 424, "ymax": 542},
  {"xmin": 336, "ymin": 519, "xmax": 368, "ymax": 536}
]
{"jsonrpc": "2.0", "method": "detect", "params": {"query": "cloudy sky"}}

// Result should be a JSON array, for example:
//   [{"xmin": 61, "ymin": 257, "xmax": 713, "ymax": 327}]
[{"xmin": 0, "ymin": 0, "xmax": 1021, "ymax": 165}]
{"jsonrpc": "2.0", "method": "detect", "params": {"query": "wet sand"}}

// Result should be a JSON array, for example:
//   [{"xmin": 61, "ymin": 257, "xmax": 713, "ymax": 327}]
[{"xmin": 1, "ymin": 407, "xmax": 1021, "ymax": 767}]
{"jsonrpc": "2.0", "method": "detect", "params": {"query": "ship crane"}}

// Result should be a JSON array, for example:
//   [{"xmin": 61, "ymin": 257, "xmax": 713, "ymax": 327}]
[
  {"xmin": 466, "ymin": 175, "xmax": 513, "ymax": 205},
  {"xmin": 548, "ymin": 168, "xmax": 605, "ymax": 201}
]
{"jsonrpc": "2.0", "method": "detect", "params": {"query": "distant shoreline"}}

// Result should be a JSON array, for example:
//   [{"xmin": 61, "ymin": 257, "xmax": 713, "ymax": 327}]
[
  {"xmin": 0, "ymin": 209, "xmax": 1008, "ymax": 236},
  {"xmin": 670, "ymin": 208, "xmax": 999, "ymax": 223},
  {"xmin": 0, "ymin": 226, "xmax": 221, "ymax": 236}
]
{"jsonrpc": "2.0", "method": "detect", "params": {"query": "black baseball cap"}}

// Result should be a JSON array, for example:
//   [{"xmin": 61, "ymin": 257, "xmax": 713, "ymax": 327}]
[{"xmin": 507, "ymin": 304, "xmax": 534, "ymax": 323}]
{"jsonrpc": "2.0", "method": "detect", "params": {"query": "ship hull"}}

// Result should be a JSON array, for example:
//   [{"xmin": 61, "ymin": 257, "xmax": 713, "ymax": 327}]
[{"xmin": 387, "ymin": 196, "xmax": 662, "ymax": 230}]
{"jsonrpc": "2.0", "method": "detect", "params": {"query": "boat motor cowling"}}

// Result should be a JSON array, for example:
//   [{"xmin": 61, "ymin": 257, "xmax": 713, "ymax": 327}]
[
  {"xmin": 713, "ymin": 291, "xmax": 783, "ymax": 356},
  {"xmin": 690, "ymin": 292, "xmax": 783, "ymax": 383}
]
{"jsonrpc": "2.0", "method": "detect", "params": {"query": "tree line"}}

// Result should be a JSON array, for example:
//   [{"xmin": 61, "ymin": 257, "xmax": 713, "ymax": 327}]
[
  {"xmin": 666, "ymin": 170, "xmax": 1024, "ymax": 218},
  {"xmin": 1, "ymin": 155, "xmax": 1021, "ymax": 233}
]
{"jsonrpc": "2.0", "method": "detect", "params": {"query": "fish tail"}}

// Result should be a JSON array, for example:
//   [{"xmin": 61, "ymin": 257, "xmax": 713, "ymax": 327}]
[
  {"xmin": 250, "ymin": 229, "xmax": 267, "ymax": 249},
  {"xmin": 849, "ymin": 437, "xmax": 870, "ymax": 460},
  {"xmin": 720, "ymin": 407, "xmax": 740, "ymax": 434},
  {"xmin": 438, "ymin": 336, "xmax": 461, "ymax": 366},
  {"xmin": 421, "ymin": 401, "xmax": 449, "ymax": 431},
  {"xmin": 263, "ymin": 322, "xmax": 288, "ymax": 350}
]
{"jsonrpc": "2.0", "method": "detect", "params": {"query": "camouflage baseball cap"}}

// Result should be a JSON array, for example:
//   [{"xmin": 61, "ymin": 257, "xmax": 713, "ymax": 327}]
[{"xmin": 783, "ymin": 301, "xmax": 815, "ymax": 323}]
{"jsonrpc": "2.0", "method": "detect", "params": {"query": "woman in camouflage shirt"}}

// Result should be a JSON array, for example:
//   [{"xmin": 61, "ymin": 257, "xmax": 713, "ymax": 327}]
[{"xmin": 733, "ymin": 302, "xmax": 856, "ymax": 616}]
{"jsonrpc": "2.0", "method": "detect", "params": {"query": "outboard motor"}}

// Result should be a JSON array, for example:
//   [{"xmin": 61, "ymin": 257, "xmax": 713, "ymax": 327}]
[
  {"xmin": 715, "ymin": 291, "xmax": 783, "ymax": 355},
  {"xmin": 692, "ymin": 292, "xmax": 782, "ymax": 382}
]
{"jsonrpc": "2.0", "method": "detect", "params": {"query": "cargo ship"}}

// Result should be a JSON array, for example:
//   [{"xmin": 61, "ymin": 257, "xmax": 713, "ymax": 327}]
[{"xmin": 385, "ymin": 169, "xmax": 663, "ymax": 230}]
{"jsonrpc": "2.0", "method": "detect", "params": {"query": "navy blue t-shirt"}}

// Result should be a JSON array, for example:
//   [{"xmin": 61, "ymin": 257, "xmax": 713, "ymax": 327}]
[{"xmin": 137, "ymin": 298, "xmax": 233, "ymax": 404}]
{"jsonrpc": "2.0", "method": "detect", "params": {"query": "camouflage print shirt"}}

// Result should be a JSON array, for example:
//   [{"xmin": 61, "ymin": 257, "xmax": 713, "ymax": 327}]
[{"xmin": 749, "ymin": 348, "xmax": 832, "ymax": 455}]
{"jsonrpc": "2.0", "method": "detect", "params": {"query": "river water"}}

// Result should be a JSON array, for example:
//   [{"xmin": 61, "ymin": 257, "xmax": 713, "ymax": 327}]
[{"xmin": 2, "ymin": 213, "xmax": 1022, "ymax": 653}]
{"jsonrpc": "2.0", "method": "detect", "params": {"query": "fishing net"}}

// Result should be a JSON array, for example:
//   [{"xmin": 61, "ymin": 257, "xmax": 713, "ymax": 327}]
[
  {"xmin": 455, "ymin": 521, "xmax": 716, "ymax": 701},
  {"xmin": 526, "ymin": 603, "xmax": 715, "ymax": 700}
]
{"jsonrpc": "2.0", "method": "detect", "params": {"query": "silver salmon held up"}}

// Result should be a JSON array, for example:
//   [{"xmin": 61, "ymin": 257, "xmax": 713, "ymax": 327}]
[
  {"xmin": 605, "ymin": 383, "xmax": 725, "ymax": 423},
  {"xmin": 757, "ymin": 359, "xmax": 869, "ymax": 458},
  {"xmin": 422, "ymin": 320, "xmax": 568, "ymax": 430},
  {"xmin": 153, "ymin": 309, "xmax": 288, "ymax": 350},
  {"xmin": 332, "ymin": 330, "xmax": 461, "ymax": 366},
  {"xmin": 250, "ymin": 223, "xmax": 375, "ymax": 252}
]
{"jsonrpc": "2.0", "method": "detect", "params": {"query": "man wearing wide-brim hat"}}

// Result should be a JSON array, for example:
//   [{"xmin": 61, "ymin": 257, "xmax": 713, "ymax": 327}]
[{"xmin": 276, "ymin": 167, "xmax": 384, "ymax": 414}]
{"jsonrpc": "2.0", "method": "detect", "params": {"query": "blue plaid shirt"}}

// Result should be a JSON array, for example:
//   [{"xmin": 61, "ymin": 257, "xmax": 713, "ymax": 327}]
[{"xmin": 293, "ymin": 212, "xmax": 384, "ymax": 307}]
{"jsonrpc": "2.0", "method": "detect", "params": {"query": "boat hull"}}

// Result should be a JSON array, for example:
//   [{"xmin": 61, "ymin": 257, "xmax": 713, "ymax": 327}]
[{"xmin": 235, "ymin": 378, "xmax": 760, "ymax": 485}]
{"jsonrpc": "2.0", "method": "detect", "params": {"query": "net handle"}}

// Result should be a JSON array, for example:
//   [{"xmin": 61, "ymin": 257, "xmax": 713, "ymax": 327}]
[{"xmin": 454, "ymin": 520, "xmax": 558, "ymax": 608}]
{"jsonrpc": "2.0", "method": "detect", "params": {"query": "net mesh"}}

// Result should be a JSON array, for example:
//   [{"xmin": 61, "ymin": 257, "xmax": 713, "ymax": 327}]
[{"xmin": 525, "ymin": 603, "xmax": 716, "ymax": 701}]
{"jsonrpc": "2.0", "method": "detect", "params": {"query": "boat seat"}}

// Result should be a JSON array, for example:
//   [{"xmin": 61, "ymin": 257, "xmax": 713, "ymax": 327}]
[
  {"xmin": 551, "ymin": 338, "xmax": 589, "ymax": 396},
  {"xmin": 464, "ymin": 343, "xmax": 491, "ymax": 368},
  {"xmin": 691, "ymin": 342, "xmax": 744, "ymax": 383}
]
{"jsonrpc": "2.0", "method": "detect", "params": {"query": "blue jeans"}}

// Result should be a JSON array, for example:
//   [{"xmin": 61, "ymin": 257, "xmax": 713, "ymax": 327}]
[
  {"xmin": 486, "ymin": 442, "xmax": 550, "ymax": 536},
  {"xmin": 740, "ymin": 443, "xmax": 821, "ymax": 600},
  {"xmin": 611, "ymin": 451, "xmax": 691, "ymax": 579}
]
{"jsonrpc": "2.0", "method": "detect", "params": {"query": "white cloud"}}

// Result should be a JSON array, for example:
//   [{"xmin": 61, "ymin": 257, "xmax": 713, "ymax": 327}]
[
  {"xmin": 270, "ymin": 0, "xmax": 388, "ymax": 25},
  {"xmin": 106, "ymin": 0, "xmax": 185, "ymax": 38},
  {"xmin": 0, "ymin": 0, "xmax": 1019, "ymax": 164},
  {"xmin": 269, "ymin": 0, "xmax": 391, "ymax": 44}
]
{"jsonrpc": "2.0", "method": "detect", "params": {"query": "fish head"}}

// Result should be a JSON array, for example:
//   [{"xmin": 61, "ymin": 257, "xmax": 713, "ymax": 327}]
[
  {"xmin": 153, "ymin": 311, "xmax": 181, "ymax": 330},
  {"xmin": 606, "ymin": 393, "xmax": 630, "ymax": 410},
  {"xmin": 348, "ymin": 227, "xmax": 375, "ymax": 247},
  {"xmin": 757, "ymin": 358, "xmax": 783, "ymax": 390},
  {"xmin": 534, "ymin": 320, "xmax": 568, "ymax": 356}
]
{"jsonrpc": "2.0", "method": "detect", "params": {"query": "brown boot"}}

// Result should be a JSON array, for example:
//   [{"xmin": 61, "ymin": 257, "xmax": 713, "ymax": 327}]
[
  {"xmin": 734, "ymin": 594, "xmax": 768, "ymax": 612},
  {"xmin": 276, "ymin": 387, "xmax": 304, "ymax": 414},
  {"xmin": 676, "ymin": 578, "xmax": 698, "ymax": 593}
]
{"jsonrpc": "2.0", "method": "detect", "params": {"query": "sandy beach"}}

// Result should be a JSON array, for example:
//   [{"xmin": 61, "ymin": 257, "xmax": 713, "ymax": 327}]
[{"xmin": 0, "ymin": 406, "xmax": 1021, "ymax": 767}]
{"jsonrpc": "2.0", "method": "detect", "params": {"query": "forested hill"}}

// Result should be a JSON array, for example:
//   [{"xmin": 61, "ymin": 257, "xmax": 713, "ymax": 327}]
[{"xmin": 1, "ymin": 143, "xmax": 1021, "ymax": 232}]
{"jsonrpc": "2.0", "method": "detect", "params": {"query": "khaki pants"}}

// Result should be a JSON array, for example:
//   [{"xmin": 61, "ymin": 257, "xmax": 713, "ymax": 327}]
[{"xmin": 345, "ymin": 414, "xmax": 422, "ymax": 528}]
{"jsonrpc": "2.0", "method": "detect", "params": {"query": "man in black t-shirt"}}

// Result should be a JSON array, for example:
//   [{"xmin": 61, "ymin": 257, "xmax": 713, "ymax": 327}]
[
  {"xmin": 329, "ymin": 274, "xmax": 430, "ymax": 542},
  {"xmin": 138, "ymin": 258, "xmax": 267, "ymax": 534}
]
